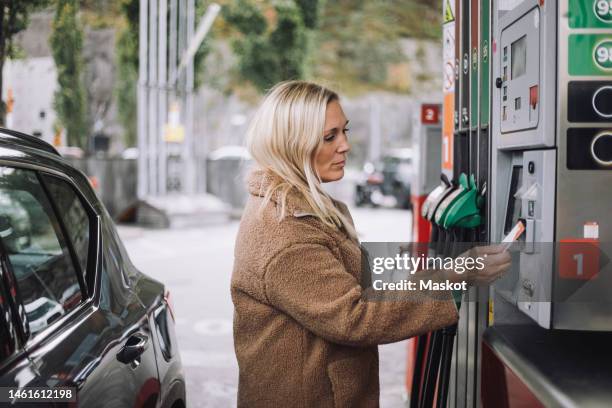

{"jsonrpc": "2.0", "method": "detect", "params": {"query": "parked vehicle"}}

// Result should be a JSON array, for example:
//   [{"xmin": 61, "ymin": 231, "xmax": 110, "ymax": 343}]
[
  {"xmin": 355, "ymin": 148, "xmax": 414, "ymax": 209},
  {"xmin": 24, "ymin": 297, "xmax": 64, "ymax": 336},
  {"xmin": 0, "ymin": 128, "xmax": 185, "ymax": 408}
]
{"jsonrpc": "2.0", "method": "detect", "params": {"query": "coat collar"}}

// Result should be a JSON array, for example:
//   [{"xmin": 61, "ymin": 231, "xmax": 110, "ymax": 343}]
[{"xmin": 247, "ymin": 168, "xmax": 317, "ymax": 217}]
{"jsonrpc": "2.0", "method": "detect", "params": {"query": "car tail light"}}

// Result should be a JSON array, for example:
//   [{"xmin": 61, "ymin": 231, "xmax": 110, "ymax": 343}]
[
  {"xmin": 88, "ymin": 176, "xmax": 99, "ymax": 190},
  {"xmin": 164, "ymin": 290, "xmax": 175, "ymax": 322}
]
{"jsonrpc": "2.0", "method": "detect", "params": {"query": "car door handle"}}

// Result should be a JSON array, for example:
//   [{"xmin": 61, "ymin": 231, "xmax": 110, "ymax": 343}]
[{"xmin": 117, "ymin": 333, "xmax": 148, "ymax": 364}]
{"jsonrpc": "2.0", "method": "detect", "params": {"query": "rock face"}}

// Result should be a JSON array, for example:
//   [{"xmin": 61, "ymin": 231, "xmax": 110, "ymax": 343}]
[
  {"xmin": 13, "ymin": 11, "xmax": 54, "ymax": 58},
  {"xmin": 7, "ymin": 11, "xmax": 122, "ymax": 152}
]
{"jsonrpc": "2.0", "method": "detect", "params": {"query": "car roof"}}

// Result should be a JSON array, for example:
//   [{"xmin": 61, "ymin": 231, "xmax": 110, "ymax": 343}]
[
  {"xmin": 25, "ymin": 297, "xmax": 54, "ymax": 311},
  {"xmin": 0, "ymin": 128, "xmax": 101, "ymax": 208},
  {"xmin": 0, "ymin": 128, "xmax": 60, "ymax": 157}
]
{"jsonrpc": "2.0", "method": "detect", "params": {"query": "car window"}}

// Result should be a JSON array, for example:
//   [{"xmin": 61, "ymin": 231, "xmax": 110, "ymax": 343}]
[
  {"xmin": 0, "ymin": 167, "xmax": 82, "ymax": 337},
  {"xmin": 41, "ymin": 174, "xmax": 91, "ymax": 289},
  {"xmin": 0, "ymin": 267, "xmax": 18, "ymax": 362}
]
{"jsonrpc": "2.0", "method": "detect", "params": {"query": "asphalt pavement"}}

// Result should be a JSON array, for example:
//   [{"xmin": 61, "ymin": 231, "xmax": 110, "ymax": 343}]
[{"xmin": 118, "ymin": 206, "xmax": 413, "ymax": 407}]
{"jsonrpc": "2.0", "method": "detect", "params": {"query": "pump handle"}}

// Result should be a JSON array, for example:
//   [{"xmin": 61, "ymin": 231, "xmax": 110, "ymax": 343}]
[{"xmin": 440, "ymin": 173, "xmax": 451, "ymax": 187}]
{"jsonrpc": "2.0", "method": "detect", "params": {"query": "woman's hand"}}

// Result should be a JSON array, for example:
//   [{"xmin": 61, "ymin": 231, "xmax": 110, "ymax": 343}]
[{"xmin": 447, "ymin": 245, "xmax": 512, "ymax": 286}]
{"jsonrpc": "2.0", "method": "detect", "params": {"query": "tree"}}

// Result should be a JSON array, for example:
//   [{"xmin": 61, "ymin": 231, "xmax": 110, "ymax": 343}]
[
  {"xmin": 223, "ymin": 0, "xmax": 319, "ymax": 93},
  {"xmin": 50, "ymin": 0, "xmax": 88, "ymax": 149},
  {"xmin": 0, "ymin": 0, "xmax": 50, "ymax": 125},
  {"xmin": 115, "ymin": 0, "xmax": 138, "ymax": 147}
]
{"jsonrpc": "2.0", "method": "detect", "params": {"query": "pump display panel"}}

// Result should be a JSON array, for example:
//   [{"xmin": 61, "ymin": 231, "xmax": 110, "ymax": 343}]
[
  {"xmin": 500, "ymin": 7, "xmax": 540, "ymax": 134},
  {"xmin": 511, "ymin": 36, "xmax": 527, "ymax": 79}
]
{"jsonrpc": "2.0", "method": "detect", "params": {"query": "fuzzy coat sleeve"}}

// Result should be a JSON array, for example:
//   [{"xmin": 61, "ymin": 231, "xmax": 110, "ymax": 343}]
[{"xmin": 263, "ymin": 241, "xmax": 459, "ymax": 347}]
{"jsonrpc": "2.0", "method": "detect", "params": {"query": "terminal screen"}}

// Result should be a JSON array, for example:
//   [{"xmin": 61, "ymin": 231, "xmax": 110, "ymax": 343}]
[
  {"xmin": 511, "ymin": 36, "xmax": 527, "ymax": 79},
  {"xmin": 504, "ymin": 165, "xmax": 523, "ymax": 236}
]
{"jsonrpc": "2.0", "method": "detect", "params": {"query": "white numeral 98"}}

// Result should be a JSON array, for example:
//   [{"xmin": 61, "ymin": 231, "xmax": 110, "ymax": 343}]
[
  {"xmin": 596, "ymin": 0, "xmax": 612, "ymax": 17},
  {"xmin": 596, "ymin": 46, "xmax": 612, "ymax": 63}
]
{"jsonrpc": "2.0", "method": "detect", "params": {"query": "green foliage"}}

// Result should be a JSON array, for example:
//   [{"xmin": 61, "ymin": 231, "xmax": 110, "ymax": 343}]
[
  {"xmin": 391, "ymin": 0, "xmax": 443, "ymax": 40},
  {"xmin": 314, "ymin": 0, "xmax": 401, "ymax": 90},
  {"xmin": 223, "ymin": 0, "xmax": 314, "ymax": 92},
  {"xmin": 115, "ymin": 0, "xmax": 138, "ymax": 147},
  {"xmin": 294, "ymin": 0, "xmax": 320, "ymax": 29},
  {"xmin": 311, "ymin": 0, "xmax": 441, "ymax": 94},
  {"xmin": 194, "ymin": 2, "xmax": 214, "ymax": 90},
  {"xmin": 0, "ymin": 0, "xmax": 50, "ymax": 124},
  {"xmin": 222, "ymin": 0, "xmax": 267, "ymax": 35},
  {"xmin": 50, "ymin": 0, "xmax": 88, "ymax": 149},
  {"xmin": 0, "ymin": 0, "xmax": 50, "ymax": 56},
  {"xmin": 221, "ymin": 0, "xmax": 440, "ymax": 96},
  {"xmin": 80, "ymin": 0, "xmax": 122, "ymax": 29}
]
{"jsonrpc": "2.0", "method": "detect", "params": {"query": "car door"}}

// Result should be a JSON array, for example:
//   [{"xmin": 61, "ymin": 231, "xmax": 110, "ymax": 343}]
[
  {"xmin": 0, "ymin": 165, "xmax": 160, "ymax": 408},
  {"xmin": 0, "ymin": 245, "xmax": 50, "ymax": 407}
]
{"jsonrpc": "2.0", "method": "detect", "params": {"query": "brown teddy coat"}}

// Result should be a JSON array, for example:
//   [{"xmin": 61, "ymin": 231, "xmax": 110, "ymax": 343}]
[{"xmin": 231, "ymin": 169, "xmax": 459, "ymax": 407}]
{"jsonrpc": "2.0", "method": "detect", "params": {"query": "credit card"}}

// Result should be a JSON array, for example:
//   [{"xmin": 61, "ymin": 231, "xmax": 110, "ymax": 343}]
[{"xmin": 501, "ymin": 220, "xmax": 526, "ymax": 250}]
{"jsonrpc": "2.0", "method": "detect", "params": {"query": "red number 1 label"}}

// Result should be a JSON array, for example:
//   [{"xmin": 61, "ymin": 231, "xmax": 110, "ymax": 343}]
[{"xmin": 559, "ymin": 239, "xmax": 599, "ymax": 280}]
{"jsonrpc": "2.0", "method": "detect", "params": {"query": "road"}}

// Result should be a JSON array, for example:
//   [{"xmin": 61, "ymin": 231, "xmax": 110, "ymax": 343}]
[{"xmin": 118, "ymin": 206, "xmax": 413, "ymax": 407}]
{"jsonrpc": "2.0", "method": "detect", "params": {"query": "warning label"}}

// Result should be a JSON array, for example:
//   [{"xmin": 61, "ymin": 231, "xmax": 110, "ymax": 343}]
[{"xmin": 444, "ymin": 0, "xmax": 455, "ymax": 24}]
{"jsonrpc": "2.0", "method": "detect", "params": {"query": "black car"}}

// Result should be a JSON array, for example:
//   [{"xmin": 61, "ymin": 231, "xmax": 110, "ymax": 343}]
[
  {"xmin": 0, "ymin": 129, "xmax": 185, "ymax": 407},
  {"xmin": 355, "ymin": 149, "xmax": 414, "ymax": 209}
]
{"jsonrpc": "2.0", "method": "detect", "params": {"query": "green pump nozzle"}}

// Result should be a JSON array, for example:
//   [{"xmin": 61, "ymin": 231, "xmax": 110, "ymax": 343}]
[
  {"xmin": 434, "ymin": 173, "xmax": 470, "ymax": 226},
  {"xmin": 443, "ymin": 174, "xmax": 484, "ymax": 229}
]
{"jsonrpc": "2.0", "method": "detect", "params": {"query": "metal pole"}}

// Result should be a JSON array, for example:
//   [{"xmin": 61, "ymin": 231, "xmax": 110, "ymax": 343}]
[
  {"xmin": 169, "ymin": 0, "xmax": 178, "ymax": 110},
  {"xmin": 173, "ymin": 3, "xmax": 220, "ymax": 84},
  {"xmin": 158, "ymin": 0, "xmax": 168, "ymax": 195},
  {"xmin": 178, "ymin": 0, "xmax": 187, "ymax": 193},
  {"xmin": 168, "ymin": 0, "xmax": 177, "ymax": 193},
  {"xmin": 185, "ymin": 0, "xmax": 195, "ymax": 194},
  {"xmin": 369, "ymin": 95, "xmax": 381, "ymax": 163},
  {"xmin": 178, "ymin": 0, "xmax": 186, "ymax": 80},
  {"xmin": 137, "ymin": 0, "xmax": 148, "ymax": 198},
  {"xmin": 148, "ymin": 0, "xmax": 159, "ymax": 196}
]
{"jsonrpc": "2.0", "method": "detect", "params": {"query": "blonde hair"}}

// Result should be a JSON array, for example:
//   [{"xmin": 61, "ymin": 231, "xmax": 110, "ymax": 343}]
[{"xmin": 246, "ymin": 80, "xmax": 357, "ymax": 239}]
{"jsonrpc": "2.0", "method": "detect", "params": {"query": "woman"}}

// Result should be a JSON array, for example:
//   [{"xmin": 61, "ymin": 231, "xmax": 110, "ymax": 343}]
[{"xmin": 231, "ymin": 80, "xmax": 510, "ymax": 407}]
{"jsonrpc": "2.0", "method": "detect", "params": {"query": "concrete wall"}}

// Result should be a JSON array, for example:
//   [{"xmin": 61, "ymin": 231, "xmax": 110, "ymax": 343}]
[
  {"xmin": 66, "ymin": 157, "xmax": 137, "ymax": 219},
  {"xmin": 206, "ymin": 158, "xmax": 252, "ymax": 210},
  {"xmin": 3, "ymin": 57, "xmax": 57, "ymax": 143}
]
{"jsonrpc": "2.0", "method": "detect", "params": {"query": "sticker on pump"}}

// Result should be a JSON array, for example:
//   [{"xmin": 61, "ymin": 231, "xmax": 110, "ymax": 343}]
[
  {"xmin": 584, "ymin": 221, "xmax": 599, "ymax": 239},
  {"xmin": 559, "ymin": 238, "xmax": 600, "ymax": 280},
  {"xmin": 501, "ymin": 220, "xmax": 526, "ymax": 251}
]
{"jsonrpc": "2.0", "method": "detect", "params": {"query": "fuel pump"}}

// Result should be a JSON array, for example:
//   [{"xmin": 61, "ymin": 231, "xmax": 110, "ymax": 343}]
[
  {"xmin": 409, "ymin": 0, "xmax": 492, "ymax": 404},
  {"xmin": 480, "ymin": 0, "xmax": 612, "ymax": 405},
  {"xmin": 435, "ymin": 174, "xmax": 485, "ymax": 407},
  {"xmin": 489, "ymin": 0, "xmax": 612, "ymax": 331},
  {"xmin": 407, "ymin": 103, "xmax": 444, "ymax": 401},
  {"xmin": 407, "ymin": 173, "xmax": 455, "ymax": 408},
  {"xmin": 411, "ymin": 0, "xmax": 612, "ymax": 406},
  {"xmin": 416, "ymin": 173, "xmax": 484, "ymax": 408}
]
